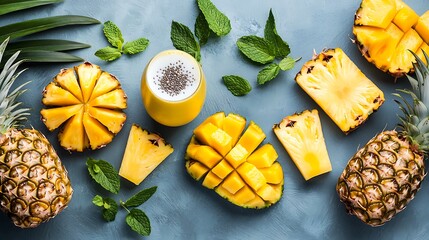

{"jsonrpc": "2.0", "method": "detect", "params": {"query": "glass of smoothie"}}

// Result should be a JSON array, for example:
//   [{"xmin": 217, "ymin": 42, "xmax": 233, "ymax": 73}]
[{"xmin": 141, "ymin": 49, "xmax": 206, "ymax": 127}]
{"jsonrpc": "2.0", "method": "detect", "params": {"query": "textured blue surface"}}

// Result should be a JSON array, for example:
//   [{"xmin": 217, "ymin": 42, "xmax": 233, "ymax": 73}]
[{"xmin": 0, "ymin": 0, "xmax": 428, "ymax": 239}]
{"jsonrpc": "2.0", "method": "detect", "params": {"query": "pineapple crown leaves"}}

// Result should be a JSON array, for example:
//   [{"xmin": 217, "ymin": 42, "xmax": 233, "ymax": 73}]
[
  {"xmin": 393, "ymin": 50, "xmax": 429, "ymax": 155},
  {"xmin": 0, "ymin": 38, "xmax": 30, "ymax": 134}
]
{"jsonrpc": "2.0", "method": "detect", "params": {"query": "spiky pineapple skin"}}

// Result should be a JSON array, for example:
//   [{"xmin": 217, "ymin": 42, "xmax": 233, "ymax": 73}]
[
  {"xmin": 336, "ymin": 130, "xmax": 425, "ymax": 226},
  {"xmin": 0, "ymin": 128, "xmax": 73, "ymax": 228}
]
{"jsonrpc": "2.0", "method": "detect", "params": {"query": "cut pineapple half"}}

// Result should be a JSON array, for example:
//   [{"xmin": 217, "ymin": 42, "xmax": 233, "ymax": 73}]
[
  {"xmin": 186, "ymin": 112, "xmax": 284, "ymax": 209},
  {"xmin": 41, "ymin": 62, "xmax": 127, "ymax": 151},
  {"xmin": 119, "ymin": 124, "xmax": 174, "ymax": 185},
  {"xmin": 273, "ymin": 109, "xmax": 332, "ymax": 181},
  {"xmin": 353, "ymin": 0, "xmax": 429, "ymax": 77},
  {"xmin": 295, "ymin": 48, "xmax": 384, "ymax": 134}
]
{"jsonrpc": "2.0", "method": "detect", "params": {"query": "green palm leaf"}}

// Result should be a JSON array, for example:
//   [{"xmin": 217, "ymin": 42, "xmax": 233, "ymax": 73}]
[
  {"xmin": 3, "ymin": 50, "xmax": 83, "ymax": 63},
  {"xmin": 0, "ymin": 0, "xmax": 63, "ymax": 16},
  {"xmin": 6, "ymin": 39, "xmax": 90, "ymax": 53}
]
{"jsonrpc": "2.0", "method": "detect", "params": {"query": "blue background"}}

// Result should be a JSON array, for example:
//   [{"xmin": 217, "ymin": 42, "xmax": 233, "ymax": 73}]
[{"xmin": 0, "ymin": 0, "xmax": 428, "ymax": 239}]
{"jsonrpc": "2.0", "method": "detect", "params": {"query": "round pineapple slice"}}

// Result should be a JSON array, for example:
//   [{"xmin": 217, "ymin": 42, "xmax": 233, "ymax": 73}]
[
  {"xmin": 353, "ymin": 0, "xmax": 429, "ymax": 77},
  {"xmin": 41, "ymin": 62, "xmax": 127, "ymax": 151},
  {"xmin": 185, "ymin": 112, "xmax": 284, "ymax": 209}
]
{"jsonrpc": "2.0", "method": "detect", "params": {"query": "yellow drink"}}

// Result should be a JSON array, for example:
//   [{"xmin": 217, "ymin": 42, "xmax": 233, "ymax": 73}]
[{"xmin": 141, "ymin": 50, "xmax": 206, "ymax": 127}]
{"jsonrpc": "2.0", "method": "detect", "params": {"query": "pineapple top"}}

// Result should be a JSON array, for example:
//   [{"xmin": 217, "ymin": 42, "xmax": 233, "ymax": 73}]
[
  {"xmin": 396, "ymin": 51, "xmax": 429, "ymax": 155},
  {"xmin": 0, "ymin": 38, "xmax": 30, "ymax": 134}
]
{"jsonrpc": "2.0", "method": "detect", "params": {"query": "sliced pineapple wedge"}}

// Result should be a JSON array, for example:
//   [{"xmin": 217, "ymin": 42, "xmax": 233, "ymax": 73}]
[
  {"xmin": 186, "ymin": 112, "xmax": 284, "ymax": 209},
  {"xmin": 353, "ymin": 0, "xmax": 429, "ymax": 77},
  {"xmin": 273, "ymin": 109, "xmax": 332, "ymax": 181},
  {"xmin": 41, "ymin": 62, "xmax": 127, "ymax": 151},
  {"xmin": 119, "ymin": 124, "xmax": 174, "ymax": 185},
  {"xmin": 295, "ymin": 48, "xmax": 384, "ymax": 134}
]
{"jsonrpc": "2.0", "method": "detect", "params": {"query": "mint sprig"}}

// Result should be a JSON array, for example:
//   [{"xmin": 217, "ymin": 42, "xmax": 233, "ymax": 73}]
[
  {"xmin": 228, "ymin": 8, "xmax": 300, "ymax": 92},
  {"xmin": 87, "ymin": 158, "xmax": 157, "ymax": 236},
  {"xmin": 222, "ymin": 75, "xmax": 252, "ymax": 96},
  {"xmin": 171, "ymin": 21, "xmax": 201, "ymax": 62},
  {"xmin": 86, "ymin": 158, "xmax": 120, "ymax": 194},
  {"xmin": 195, "ymin": 12, "xmax": 210, "ymax": 46},
  {"xmin": 197, "ymin": 0, "xmax": 231, "ymax": 37},
  {"xmin": 95, "ymin": 21, "xmax": 149, "ymax": 61}
]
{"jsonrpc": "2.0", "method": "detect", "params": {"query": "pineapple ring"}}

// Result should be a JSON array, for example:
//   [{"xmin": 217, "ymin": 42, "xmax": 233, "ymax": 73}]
[
  {"xmin": 40, "ymin": 62, "xmax": 127, "ymax": 152},
  {"xmin": 185, "ymin": 112, "xmax": 284, "ymax": 209},
  {"xmin": 353, "ymin": 0, "xmax": 429, "ymax": 77}
]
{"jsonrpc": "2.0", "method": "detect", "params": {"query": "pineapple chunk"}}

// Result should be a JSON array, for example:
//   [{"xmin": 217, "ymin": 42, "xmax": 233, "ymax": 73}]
[
  {"xmin": 41, "ymin": 62, "xmax": 127, "ymax": 151},
  {"xmin": 389, "ymin": 29, "xmax": 424, "ymax": 74},
  {"xmin": 416, "ymin": 43, "xmax": 429, "ymax": 65},
  {"xmin": 75, "ymin": 62, "xmax": 102, "ymax": 102},
  {"xmin": 256, "ymin": 184, "xmax": 279, "ymax": 202},
  {"xmin": 119, "ymin": 124, "xmax": 173, "ymax": 185},
  {"xmin": 89, "ymin": 72, "xmax": 120, "ymax": 101},
  {"xmin": 392, "ymin": 2, "xmax": 419, "ymax": 32},
  {"xmin": 42, "ymin": 83, "xmax": 81, "ymax": 106},
  {"xmin": 87, "ymin": 106, "xmax": 126, "ymax": 134},
  {"xmin": 54, "ymin": 68, "xmax": 83, "ymax": 102},
  {"xmin": 355, "ymin": 0, "xmax": 397, "ymax": 28},
  {"xmin": 186, "ymin": 112, "xmax": 284, "ymax": 208},
  {"xmin": 82, "ymin": 113, "xmax": 114, "ymax": 150},
  {"xmin": 40, "ymin": 104, "xmax": 83, "ymax": 131},
  {"xmin": 58, "ymin": 109, "xmax": 85, "ymax": 152},
  {"xmin": 247, "ymin": 144, "xmax": 278, "ymax": 168},
  {"xmin": 295, "ymin": 48, "xmax": 384, "ymax": 134},
  {"xmin": 415, "ymin": 11, "xmax": 429, "ymax": 43},
  {"xmin": 273, "ymin": 109, "xmax": 332, "ymax": 180}
]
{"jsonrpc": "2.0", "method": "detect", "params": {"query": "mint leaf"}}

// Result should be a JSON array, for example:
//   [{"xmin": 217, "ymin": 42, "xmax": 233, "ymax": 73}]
[
  {"xmin": 103, "ymin": 21, "xmax": 124, "ymax": 49},
  {"xmin": 95, "ymin": 46, "xmax": 122, "ymax": 61},
  {"xmin": 257, "ymin": 63, "xmax": 280, "ymax": 85},
  {"xmin": 222, "ymin": 75, "xmax": 252, "ymax": 96},
  {"xmin": 237, "ymin": 36, "xmax": 275, "ymax": 64},
  {"xmin": 170, "ymin": 21, "xmax": 201, "ymax": 61},
  {"xmin": 126, "ymin": 209, "xmax": 151, "ymax": 236},
  {"xmin": 102, "ymin": 197, "xmax": 118, "ymax": 222},
  {"xmin": 92, "ymin": 195, "xmax": 104, "ymax": 207},
  {"xmin": 279, "ymin": 56, "xmax": 296, "ymax": 71},
  {"xmin": 86, "ymin": 158, "xmax": 120, "ymax": 194},
  {"xmin": 195, "ymin": 12, "xmax": 210, "ymax": 46},
  {"xmin": 123, "ymin": 38, "xmax": 149, "ymax": 54},
  {"xmin": 124, "ymin": 186, "xmax": 157, "ymax": 208},
  {"xmin": 197, "ymin": 0, "xmax": 231, "ymax": 37},
  {"xmin": 264, "ymin": 9, "xmax": 290, "ymax": 58}
]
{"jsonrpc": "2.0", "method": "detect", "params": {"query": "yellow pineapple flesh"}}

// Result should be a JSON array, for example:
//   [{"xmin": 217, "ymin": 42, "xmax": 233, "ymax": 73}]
[
  {"xmin": 273, "ymin": 109, "xmax": 332, "ymax": 180},
  {"xmin": 295, "ymin": 48, "xmax": 384, "ymax": 134},
  {"xmin": 41, "ymin": 62, "xmax": 127, "ymax": 151},
  {"xmin": 119, "ymin": 124, "xmax": 174, "ymax": 185},
  {"xmin": 185, "ymin": 112, "xmax": 284, "ymax": 209},
  {"xmin": 354, "ymin": 0, "xmax": 429, "ymax": 77}
]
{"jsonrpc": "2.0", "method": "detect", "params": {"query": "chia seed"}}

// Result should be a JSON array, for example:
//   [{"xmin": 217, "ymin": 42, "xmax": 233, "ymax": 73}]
[{"xmin": 154, "ymin": 60, "xmax": 196, "ymax": 97}]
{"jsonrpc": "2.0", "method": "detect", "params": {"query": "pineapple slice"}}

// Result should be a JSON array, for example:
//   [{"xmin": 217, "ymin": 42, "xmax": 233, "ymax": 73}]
[
  {"xmin": 295, "ymin": 48, "xmax": 384, "ymax": 134},
  {"xmin": 119, "ymin": 124, "xmax": 174, "ymax": 185},
  {"xmin": 41, "ymin": 62, "xmax": 127, "ymax": 152},
  {"xmin": 273, "ymin": 109, "xmax": 332, "ymax": 181},
  {"xmin": 185, "ymin": 112, "xmax": 284, "ymax": 209},
  {"xmin": 353, "ymin": 0, "xmax": 429, "ymax": 77}
]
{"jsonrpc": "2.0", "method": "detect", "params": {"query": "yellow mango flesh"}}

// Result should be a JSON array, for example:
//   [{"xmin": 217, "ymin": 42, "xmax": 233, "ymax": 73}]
[{"xmin": 186, "ymin": 112, "xmax": 284, "ymax": 208}]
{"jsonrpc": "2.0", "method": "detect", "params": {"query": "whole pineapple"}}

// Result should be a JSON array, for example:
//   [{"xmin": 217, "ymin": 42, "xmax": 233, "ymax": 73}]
[
  {"xmin": 0, "ymin": 38, "xmax": 73, "ymax": 228},
  {"xmin": 336, "ymin": 51, "xmax": 429, "ymax": 226}
]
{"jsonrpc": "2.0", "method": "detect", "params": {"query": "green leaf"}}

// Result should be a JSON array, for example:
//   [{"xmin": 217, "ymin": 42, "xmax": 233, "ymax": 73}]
[
  {"xmin": 195, "ymin": 12, "xmax": 210, "ymax": 46},
  {"xmin": 102, "ymin": 197, "xmax": 118, "ymax": 222},
  {"xmin": 2, "ymin": 50, "xmax": 83, "ymax": 65},
  {"xmin": 222, "ymin": 75, "xmax": 252, "ymax": 96},
  {"xmin": 0, "ymin": 15, "xmax": 100, "ymax": 42},
  {"xmin": 103, "ymin": 21, "xmax": 124, "ymax": 49},
  {"xmin": 236, "ymin": 36, "xmax": 275, "ymax": 64},
  {"xmin": 92, "ymin": 195, "xmax": 104, "ymax": 207},
  {"xmin": 279, "ymin": 56, "xmax": 296, "ymax": 71},
  {"xmin": 197, "ymin": 0, "xmax": 231, "ymax": 36},
  {"xmin": 257, "ymin": 63, "xmax": 280, "ymax": 85},
  {"xmin": 0, "ymin": 0, "xmax": 63, "ymax": 16},
  {"xmin": 86, "ymin": 158, "xmax": 120, "ymax": 194},
  {"xmin": 123, "ymin": 38, "xmax": 149, "ymax": 55},
  {"xmin": 126, "ymin": 209, "xmax": 151, "ymax": 236},
  {"xmin": 124, "ymin": 186, "xmax": 157, "ymax": 208},
  {"xmin": 5, "ymin": 39, "xmax": 90, "ymax": 53},
  {"xmin": 95, "ymin": 46, "xmax": 122, "ymax": 61},
  {"xmin": 264, "ymin": 9, "xmax": 290, "ymax": 58},
  {"xmin": 170, "ymin": 21, "xmax": 201, "ymax": 62}
]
